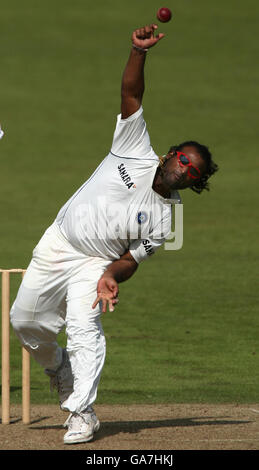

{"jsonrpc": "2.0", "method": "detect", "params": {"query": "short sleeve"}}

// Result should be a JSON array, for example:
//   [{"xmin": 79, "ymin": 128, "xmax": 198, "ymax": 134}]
[
  {"xmin": 111, "ymin": 106, "xmax": 158, "ymax": 161},
  {"xmin": 129, "ymin": 238, "xmax": 165, "ymax": 264}
]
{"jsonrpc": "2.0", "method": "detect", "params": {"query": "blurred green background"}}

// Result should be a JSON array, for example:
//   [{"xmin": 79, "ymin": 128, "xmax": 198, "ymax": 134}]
[{"xmin": 0, "ymin": 0, "xmax": 258, "ymax": 405}]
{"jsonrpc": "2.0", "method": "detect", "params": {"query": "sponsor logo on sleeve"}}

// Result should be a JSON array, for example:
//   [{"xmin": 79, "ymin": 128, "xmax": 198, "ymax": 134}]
[{"xmin": 142, "ymin": 239, "xmax": 154, "ymax": 256}]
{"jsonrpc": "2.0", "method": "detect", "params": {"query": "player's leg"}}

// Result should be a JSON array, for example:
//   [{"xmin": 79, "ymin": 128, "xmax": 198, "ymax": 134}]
[
  {"xmin": 10, "ymin": 222, "xmax": 75, "ymax": 403},
  {"xmin": 62, "ymin": 260, "xmax": 110, "ymax": 444},
  {"xmin": 10, "ymin": 255, "xmax": 75, "ymax": 408},
  {"xmin": 10, "ymin": 259, "xmax": 66, "ymax": 370}
]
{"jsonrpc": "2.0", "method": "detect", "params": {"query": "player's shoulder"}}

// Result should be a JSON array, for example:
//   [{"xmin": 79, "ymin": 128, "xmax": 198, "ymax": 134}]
[{"xmin": 118, "ymin": 105, "xmax": 144, "ymax": 123}]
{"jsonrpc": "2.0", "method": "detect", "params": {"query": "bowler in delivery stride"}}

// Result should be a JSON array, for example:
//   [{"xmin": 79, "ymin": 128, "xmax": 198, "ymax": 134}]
[{"xmin": 10, "ymin": 24, "xmax": 218, "ymax": 444}]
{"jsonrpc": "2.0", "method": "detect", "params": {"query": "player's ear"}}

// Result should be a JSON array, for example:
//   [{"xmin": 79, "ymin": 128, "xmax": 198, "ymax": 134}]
[{"xmin": 168, "ymin": 145, "xmax": 177, "ymax": 155}]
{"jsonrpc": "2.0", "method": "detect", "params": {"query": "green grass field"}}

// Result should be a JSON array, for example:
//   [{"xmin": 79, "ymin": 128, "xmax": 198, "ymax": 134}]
[{"xmin": 1, "ymin": 0, "xmax": 258, "ymax": 406}]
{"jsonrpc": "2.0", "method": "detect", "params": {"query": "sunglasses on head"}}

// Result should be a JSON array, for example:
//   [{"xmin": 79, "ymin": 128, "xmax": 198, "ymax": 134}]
[{"xmin": 174, "ymin": 151, "xmax": 201, "ymax": 180}]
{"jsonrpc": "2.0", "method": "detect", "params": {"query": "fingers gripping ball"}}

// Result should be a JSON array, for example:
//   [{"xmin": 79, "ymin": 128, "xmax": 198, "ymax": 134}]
[{"xmin": 157, "ymin": 7, "xmax": 172, "ymax": 23}]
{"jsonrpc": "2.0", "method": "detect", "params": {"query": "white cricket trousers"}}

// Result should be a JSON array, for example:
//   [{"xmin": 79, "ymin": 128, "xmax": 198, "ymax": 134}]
[{"xmin": 10, "ymin": 222, "xmax": 111, "ymax": 413}]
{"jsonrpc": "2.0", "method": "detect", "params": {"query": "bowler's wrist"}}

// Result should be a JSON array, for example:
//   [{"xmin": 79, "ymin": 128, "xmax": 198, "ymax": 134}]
[
  {"xmin": 101, "ymin": 270, "xmax": 115, "ymax": 281},
  {"xmin": 132, "ymin": 44, "xmax": 148, "ymax": 53}
]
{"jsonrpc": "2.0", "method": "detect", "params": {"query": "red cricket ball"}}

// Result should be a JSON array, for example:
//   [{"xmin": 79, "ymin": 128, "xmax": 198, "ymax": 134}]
[{"xmin": 156, "ymin": 7, "xmax": 172, "ymax": 23}]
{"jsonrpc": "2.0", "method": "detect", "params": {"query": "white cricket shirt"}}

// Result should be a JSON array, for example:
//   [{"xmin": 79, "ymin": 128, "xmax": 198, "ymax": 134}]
[{"xmin": 55, "ymin": 106, "xmax": 181, "ymax": 263}]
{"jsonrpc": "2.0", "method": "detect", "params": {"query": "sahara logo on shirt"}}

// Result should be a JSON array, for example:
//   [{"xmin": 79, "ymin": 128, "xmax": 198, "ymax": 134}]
[
  {"xmin": 142, "ymin": 239, "xmax": 154, "ymax": 256},
  {"xmin": 118, "ymin": 163, "xmax": 136, "ymax": 189}
]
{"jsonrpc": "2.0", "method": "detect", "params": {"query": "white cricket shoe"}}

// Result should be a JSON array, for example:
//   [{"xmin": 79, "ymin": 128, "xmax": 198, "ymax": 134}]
[
  {"xmin": 63, "ymin": 406, "xmax": 97, "ymax": 428},
  {"xmin": 63, "ymin": 408, "xmax": 100, "ymax": 445},
  {"xmin": 45, "ymin": 348, "xmax": 73, "ymax": 408}
]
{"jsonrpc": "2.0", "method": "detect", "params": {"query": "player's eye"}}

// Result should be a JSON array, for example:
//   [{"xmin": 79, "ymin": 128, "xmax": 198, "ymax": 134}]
[
  {"xmin": 179, "ymin": 155, "xmax": 189, "ymax": 165},
  {"xmin": 189, "ymin": 167, "xmax": 200, "ymax": 177}
]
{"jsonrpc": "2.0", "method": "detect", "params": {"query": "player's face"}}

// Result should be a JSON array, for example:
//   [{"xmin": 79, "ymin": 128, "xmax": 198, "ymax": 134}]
[{"xmin": 161, "ymin": 146, "xmax": 207, "ymax": 190}]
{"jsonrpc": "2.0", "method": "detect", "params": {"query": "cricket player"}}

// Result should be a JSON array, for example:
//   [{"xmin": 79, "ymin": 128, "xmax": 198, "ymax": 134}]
[{"xmin": 10, "ymin": 24, "xmax": 218, "ymax": 444}]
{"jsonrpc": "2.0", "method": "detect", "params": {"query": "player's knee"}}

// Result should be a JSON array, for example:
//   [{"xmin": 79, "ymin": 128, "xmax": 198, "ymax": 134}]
[{"xmin": 10, "ymin": 302, "xmax": 36, "ymax": 347}]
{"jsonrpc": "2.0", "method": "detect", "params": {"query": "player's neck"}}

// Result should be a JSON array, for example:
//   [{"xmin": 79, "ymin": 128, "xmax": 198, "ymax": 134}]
[{"xmin": 152, "ymin": 167, "xmax": 171, "ymax": 199}]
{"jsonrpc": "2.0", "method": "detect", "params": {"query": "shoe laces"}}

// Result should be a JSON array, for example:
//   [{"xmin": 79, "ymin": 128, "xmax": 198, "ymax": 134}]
[
  {"xmin": 67, "ymin": 408, "xmax": 94, "ymax": 428},
  {"xmin": 67, "ymin": 411, "xmax": 93, "ymax": 433}
]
